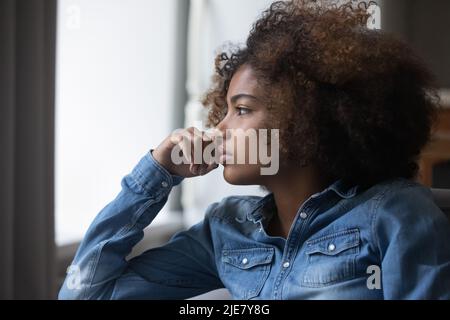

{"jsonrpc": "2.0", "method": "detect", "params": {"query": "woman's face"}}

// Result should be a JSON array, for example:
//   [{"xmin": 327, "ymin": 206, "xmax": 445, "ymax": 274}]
[{"xmin": 216, "ymin": 64, "xmax": 277, "ymax": 185}]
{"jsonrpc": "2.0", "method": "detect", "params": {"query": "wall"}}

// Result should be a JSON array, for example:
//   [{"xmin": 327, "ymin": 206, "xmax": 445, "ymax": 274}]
[{"xmin": 381, "ymin": 0, "xmax": 450, "ymax": 88}]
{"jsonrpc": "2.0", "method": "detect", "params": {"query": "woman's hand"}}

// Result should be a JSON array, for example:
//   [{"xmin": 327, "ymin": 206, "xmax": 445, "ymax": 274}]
[{"xmin": 152, "ymin": 127, "xmax": 220, "ymax": 178}]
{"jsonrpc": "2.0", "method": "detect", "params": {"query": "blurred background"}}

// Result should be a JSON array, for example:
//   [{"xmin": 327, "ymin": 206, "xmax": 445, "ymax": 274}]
[{"xmin": 0, "ymin": 0, "xmax": 449, "ymax": 299}]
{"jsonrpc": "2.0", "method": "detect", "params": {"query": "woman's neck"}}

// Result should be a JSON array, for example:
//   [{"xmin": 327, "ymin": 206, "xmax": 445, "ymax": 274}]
[{"xmin": 263, "ymin": 164, "xmax": 331, "ymax": 239}]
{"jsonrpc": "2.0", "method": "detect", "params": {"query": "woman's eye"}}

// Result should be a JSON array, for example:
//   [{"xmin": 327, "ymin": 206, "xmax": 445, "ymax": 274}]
[{"xmin": 236, "ymin": 106, "xmax": 251, "ymax": 116}]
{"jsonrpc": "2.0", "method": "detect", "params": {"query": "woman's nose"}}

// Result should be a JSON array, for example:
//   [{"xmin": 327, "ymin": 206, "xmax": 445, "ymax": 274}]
[{"xmin": 215, "ymin": 118, "xmax": 228, "ymax": 136}]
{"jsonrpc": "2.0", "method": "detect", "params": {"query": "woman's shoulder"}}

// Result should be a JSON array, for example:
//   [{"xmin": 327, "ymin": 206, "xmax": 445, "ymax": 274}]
[
  {"xmin": 367, "ymin": 177, "xmax": 448, "ymax": 225},
  {"xmin": 366, "ymin": 178, "xmax": 450, "ymax": 273},
  {"xmin": 369, "ymin": 177, "xmax": 433, "ymax": 203}
]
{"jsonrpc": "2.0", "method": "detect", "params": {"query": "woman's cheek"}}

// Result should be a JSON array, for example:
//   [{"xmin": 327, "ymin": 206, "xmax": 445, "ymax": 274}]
[{"xmin": 228, "ymin": 132, "xmax": 259, "ymax": 165}]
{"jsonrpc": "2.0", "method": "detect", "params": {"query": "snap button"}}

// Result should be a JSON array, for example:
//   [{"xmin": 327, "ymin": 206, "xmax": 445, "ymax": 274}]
[
  {"xmin": 283, "ymin": 261, "xmax": 290, "ymax": 268},
  {"xmin": 328, "ymin": 243, "xmax": 336, "ymax": 252},
  {"xmin": 299, "ymin": 212, "xmax": 308, "ymax": 219},
  {"xmin": 242, "ymin": 258, "xmax": 248, "ymax": 265},
  {"xmin": 161, "ymin": 181, "xmax": 169, "ymax": 188}
]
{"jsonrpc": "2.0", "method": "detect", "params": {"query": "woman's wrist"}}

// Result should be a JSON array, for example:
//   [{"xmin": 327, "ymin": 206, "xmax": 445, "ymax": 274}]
[{"xmin": 151, "ymin": 148, "xmax": 175, "ymax": 175}]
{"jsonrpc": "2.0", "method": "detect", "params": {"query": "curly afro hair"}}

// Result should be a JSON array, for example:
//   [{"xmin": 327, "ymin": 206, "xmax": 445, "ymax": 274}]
[{"xmin": 202, "ymin": 0, "xmax": 440, "ymax": 188}]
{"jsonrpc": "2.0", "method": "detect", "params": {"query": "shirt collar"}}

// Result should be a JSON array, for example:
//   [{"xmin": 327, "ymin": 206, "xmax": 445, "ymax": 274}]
[
  {"xmin": 246, "ymin": 193, "xmax": 275, "ymax": 224},
  {"xmin": 325, "ymin": 179, "xmax": 360, "ymax": 199},
  {"xmin": 245, "ymin": 180, "xmax": 359, "ymax": 223}
]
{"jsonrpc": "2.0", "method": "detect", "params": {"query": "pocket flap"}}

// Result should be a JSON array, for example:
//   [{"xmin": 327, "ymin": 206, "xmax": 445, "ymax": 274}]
[
  {"xmin": 305, "ymin": 228, "xmax": 360, "ymax": 256},
  {"xmin": 222, "ymin": 247, "xmax": 274, "ymax": 269}
]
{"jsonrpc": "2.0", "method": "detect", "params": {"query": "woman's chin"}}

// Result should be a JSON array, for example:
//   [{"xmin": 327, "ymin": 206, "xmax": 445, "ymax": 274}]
[{"xmin": 222, "ymin": 164, "xmax": 261, "ymax": 185}]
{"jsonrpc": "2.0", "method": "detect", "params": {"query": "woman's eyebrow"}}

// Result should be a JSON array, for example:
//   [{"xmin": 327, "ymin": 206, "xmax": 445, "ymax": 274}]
[{"xmin": 229, "ymin": 93, "xmax": 259, "ymax": 105}]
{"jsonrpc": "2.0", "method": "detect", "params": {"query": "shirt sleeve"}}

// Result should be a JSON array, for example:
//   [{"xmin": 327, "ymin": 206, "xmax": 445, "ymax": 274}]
[
  {"xmin": 373, "ymin": 181, "xmax": 450, "ymax": 299},
  {"xmin": 58, "ymin": 151, "xmax": 223, "ymax": 300}
]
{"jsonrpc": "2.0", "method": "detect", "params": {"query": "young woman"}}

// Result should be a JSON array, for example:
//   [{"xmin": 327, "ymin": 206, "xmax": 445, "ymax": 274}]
[{"xmin": 59, "ymin": 0, "xmax": 450, "ymax": 299}]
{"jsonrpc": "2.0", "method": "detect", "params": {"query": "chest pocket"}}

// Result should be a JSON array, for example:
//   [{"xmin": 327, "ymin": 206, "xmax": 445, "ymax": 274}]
[
  {"xmin": 301, "ymin": 228, "xmax": 360, "ymax": 288},
  {"xmin": 221, "ymin": 247, "xmax": 274, "ymax": 299}
]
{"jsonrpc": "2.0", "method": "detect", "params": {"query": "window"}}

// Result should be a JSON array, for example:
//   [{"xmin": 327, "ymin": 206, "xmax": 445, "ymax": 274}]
[{"xmin": 55, "ymin": 0, "xmax": 183, "ymax": 245}]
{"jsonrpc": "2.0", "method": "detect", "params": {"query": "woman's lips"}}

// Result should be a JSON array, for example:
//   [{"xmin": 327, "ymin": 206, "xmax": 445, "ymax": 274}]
[{"xmin": 219, "ymin": 154, "xmax": 233, "ymax": 165}]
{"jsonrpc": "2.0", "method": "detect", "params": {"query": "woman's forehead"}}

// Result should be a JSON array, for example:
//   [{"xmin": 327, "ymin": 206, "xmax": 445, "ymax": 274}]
[{"xmin": 227, "ymin": 65, "xmax": 262, "ymax": 98}]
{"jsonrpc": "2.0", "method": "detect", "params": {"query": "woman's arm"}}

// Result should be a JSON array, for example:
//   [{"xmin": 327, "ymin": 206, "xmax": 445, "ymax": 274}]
[{"xmin": 58, "ymin": 149, "xmax": 222, "ymax": 299}]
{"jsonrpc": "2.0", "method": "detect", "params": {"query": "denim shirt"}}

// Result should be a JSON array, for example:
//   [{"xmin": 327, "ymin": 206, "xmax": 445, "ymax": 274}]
[{"xmin": 58, "ymin": 151, "xmax": 450, "ymax": 300}]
